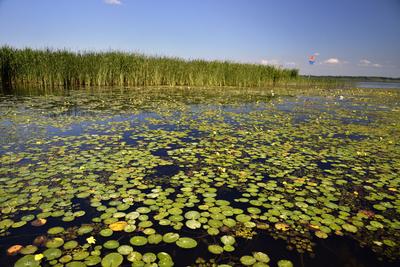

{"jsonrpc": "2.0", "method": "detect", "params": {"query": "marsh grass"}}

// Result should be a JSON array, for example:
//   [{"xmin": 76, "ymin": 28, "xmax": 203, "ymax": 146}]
[{"xmin": 1, "ymin": 46, "xmax": 302, "ymax": 88}]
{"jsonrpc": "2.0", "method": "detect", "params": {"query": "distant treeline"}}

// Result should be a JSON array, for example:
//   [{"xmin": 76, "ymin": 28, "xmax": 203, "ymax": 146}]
[{"xmin": 1, "ymin": 46, "xmax": 302, "ymax": 89}]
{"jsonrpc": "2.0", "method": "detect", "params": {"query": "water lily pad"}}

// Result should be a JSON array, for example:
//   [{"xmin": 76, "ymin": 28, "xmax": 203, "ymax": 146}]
[
  {"xmin": 66, "ymin": 261, "xmax": 87, "ymax": 267},
  {"xmin": 78, "ymin": 225, "xmax": 94, "ymax": 235},
  {"xmin": 236, "ymin": 214, "xmax": 251, "ymax": 223},
  {"xmin": 163, "ymin": 232, "xmax": 180, "ymax": 243},
  {"xmin": 43, "ymin": 248, "xmax": 62, "ymax": 260},
  {"xmin": 46, "ymin": 237, "xmax": 64, "ymax": 248},
  {"xmin": 240, "ymin": 255, "xmax": 256, "ymax": 266},
  {"xmin": 253, "ymin": 252, "xmax": 270, "ymax": 263},
  {"xmin": 142, "ymin": 252, "xmax": 157, "ymax": 263},
  {"xmin": 277, "ymin": 259, "xmax": 293, "ymax": 267},
  {"xmin": 184, "ymin": 211, "xmax": 200, "ymax": 220},
  {"xmin": 103, "ymin": 240, "xmax": 120, "ymax": 249},
  {"xmin": 176, "ymin": 237, "xmax": 197, "ymax": 249},
  {"xmin": 20, "ymin": 245, "xmax": 38, "ymax": 255},
  {"xmin": 100, "ymin": 229, "xmax": 113, "ymax": 237},
  {"xmin": 130, "ymin": 236, "xmax": 148, "ymax": 246},
  {"xmin": 64, "ymin": 240, "xmax": 79, "ymax": 250},
  {"xmin": 148, "ymin": 234, "xmax": 163, "ymax": 244},
  {"xmin": 14, "ymin": 255, "xmax": 40, "ymax": 267},
  {"xmin": 85, "ymin": 255, "xmax": 102, "ymax": 266},
  {"xmin": 186, "ymin": 219, "xmax": 201, "ymax": 229},
  {"xmin": 208, "ymin": 244, "xmax": 224, "ymax": 254},
  {"xmin": 221, "ymin": 235, "xmax": 235, "ymax": 246},
  {"xmin": 101, "ymin": 252, "xmax": 123, "ymax": 267},
  {"xmin": 342, "ymin": 224, "xmax": 358, "ymax": 233},
  {"xmin": 117, "ymin": 245, "xmax": 133, "ymax": 255},
  {"xmin": 315, "ymin": 231, "xmax": 328, "ymax": 239},
  {"xmin": 109, "ymin": 221, "xmax": 128, "ymax": 231},
  {"xmin": 127, "ymin": 251, "xmax": 142, "ymax": 262},
  {"xmin": 73, "ymin": 250, "xmax": 90, "ymax": 260}
]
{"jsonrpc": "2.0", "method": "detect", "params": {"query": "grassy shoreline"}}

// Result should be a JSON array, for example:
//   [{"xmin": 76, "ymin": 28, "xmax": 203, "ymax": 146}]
[{"xmin": 1, "ymin": 46, "xmax": 303, "ymax": 89}]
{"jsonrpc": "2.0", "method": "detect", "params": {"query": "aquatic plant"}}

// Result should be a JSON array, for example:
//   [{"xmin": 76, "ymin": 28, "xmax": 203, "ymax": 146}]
[
  {"xmin": 0, "ymin": 46, "xmax": 300, "ymax": 89},
  {"xmin": 0, "ymin": 86, "xmax": 399, "ymax": 266}
]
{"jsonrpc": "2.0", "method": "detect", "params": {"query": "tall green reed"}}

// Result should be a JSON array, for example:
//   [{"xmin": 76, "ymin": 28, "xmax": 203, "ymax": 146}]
[{"xmin": 1, "ymin": 46, "xmax": 304, "ymax": 89}]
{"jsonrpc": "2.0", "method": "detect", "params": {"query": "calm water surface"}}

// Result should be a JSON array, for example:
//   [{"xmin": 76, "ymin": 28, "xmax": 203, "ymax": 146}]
[{"xmin": 356, "ymin": 82, "xmax": 400, "ymax": 89}]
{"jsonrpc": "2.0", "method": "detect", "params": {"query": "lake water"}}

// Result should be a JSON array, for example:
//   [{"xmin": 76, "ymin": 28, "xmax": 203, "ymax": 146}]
[
  {"xmin": 356, "ymin": 81, "xmax": 400, "ymax": 89},
  {"xmin": 0, "ymin": 86, "xmax": 399, "ymax": 267}
]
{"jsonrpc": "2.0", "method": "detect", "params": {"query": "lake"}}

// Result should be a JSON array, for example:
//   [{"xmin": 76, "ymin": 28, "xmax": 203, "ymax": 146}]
[
  {"xmin": 356, "ymin": 82, "xmax": 400, "ymax": 89},
  {"xmin": 0, "ymin": 86, "xmax": 399, "ymax": 267}
]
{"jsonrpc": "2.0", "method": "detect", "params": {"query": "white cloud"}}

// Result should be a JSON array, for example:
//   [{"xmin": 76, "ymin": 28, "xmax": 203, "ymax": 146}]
[
  {"xmin": 104, "ymin": 0, "xmax": 122, "ymax": 5},
  {"xmin": 359, "ymin": 59, "xmax": 371, "ymax": 65},
  {"xmin": 324, "ymin": 58, "xmax": 340, "ymax": 64},
  {"xmin": 359, "ymin": 59, "xmax": 382, "ymax": 68},
  {"xmin": 261, "ymin": 59, "xmax": 280, "ymax": 66}
]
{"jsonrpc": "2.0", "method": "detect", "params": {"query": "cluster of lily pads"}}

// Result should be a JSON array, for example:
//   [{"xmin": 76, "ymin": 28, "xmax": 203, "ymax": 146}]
[{"xmin": 0, "ymin": 87, "xmax": 399, "ymax": 266}]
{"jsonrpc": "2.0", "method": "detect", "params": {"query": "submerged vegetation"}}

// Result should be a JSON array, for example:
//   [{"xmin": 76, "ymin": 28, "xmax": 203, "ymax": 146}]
[
  {"xmin": 0, "ymin": 86, "xmax": 399, "ymax": 266},
  {"xmin": 0, "ymin": 46, "xmax": 301, "ymax": 89}
]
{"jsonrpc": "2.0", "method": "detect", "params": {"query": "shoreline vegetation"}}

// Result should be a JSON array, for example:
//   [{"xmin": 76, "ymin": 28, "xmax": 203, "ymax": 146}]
[{"xmin": 0, "ymin": 46, "xmax": 342, "ymax": 89}]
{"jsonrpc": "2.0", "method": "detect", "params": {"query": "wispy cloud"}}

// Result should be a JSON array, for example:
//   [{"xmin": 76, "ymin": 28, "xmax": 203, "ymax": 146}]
[
  {"xmin": 358, "ymin": 59, "xmax": 382, "ymax": 68},
  {"xmin": 104, "ymin": 0, "xmax": 122, "ymax": 5},
  {"xmin": 324, "ymin": 58, "xmax": 340, "ymax": 64},
  {"xmin": 261, "ymin": 59, "xmax": 280, "ymax": 66}
]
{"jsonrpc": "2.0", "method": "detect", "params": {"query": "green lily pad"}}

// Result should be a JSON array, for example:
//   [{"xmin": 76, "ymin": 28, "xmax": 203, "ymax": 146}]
[
  {"xmin": 130, "ymin": 236, "xmax": 148, "ymax": 246},
  {"xmin": 64, "ymin": 240, "xmax": 79, "ymax": 250},
  {"xmin": 103, "ymin": 240, "xmax": 120, "ymax": 249},
  {"xmin": 253, "ymin": 252, "xmax": 270, "ymax": 263},
  {"xmin": 176, "ymin": 237, "xmax": 198, "ymax": 249},
  {"xmin": 117, "ymin": 245, "xmax": 133, "ymax": 255},
  {"xmin": 342, "ymin": 223, "xmax": 358, "ymax": 233},
  {"xmin": 46, "ymin": 237, "xmax": 64, "ymax": 248},
  {"xmin": 14, "ymin": 255, "xmax": 40, "ymax": 267},
  {"xmin": 47, "ymin": 226, "xmax": 65, "ymax": 235},
  {"xmin": 208, "ymin": 244, "xmax": 224, "ymax": 254},
  {"xmin": 101, "ymin": 252, "xmax": 123, "ymax": 267},
  {"xmin": 277, "ymin": 259, "xmax": 294, "ymax": 267},
  {"xmin": 163, "ymin": 232, "xmax": 180, "ymax": 243},
  {"xmin": 142, "ymin": 252, "xmax": 157, "ymax": 263},
  {"xmin": 20, "ymin": 245, "xmax": 38, "ymax": 255},
  {"xmin": 221, "ymin": 235, "xmax": 235, "ymax": 246},
  {"xmin": 186, "ymin": 219, "xmax": 201, "ymax": 229},
  {"xmin": 77, "ymin": 225, "xmax": 94, "ymax": 235},
  {"xmin": 240, "ymin": 255, "xmax": 256, "ymax": 266},
  {"xmin": 43, "ymin": 248, "xmax": 62, "ymax": 260},
  {"xmin": 85, "ymin": 255, "xmax": 102, "ymax": 266}
]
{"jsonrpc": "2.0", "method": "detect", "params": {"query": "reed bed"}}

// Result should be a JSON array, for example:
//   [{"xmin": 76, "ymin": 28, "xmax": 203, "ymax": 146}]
[{"xmin": 1, "ymin": 46, "xmax": 301, "ymax": 88}]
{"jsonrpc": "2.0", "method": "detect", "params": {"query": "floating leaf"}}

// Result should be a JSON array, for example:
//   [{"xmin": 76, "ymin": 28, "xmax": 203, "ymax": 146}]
[
  {"xmin": 101, "ymin": 252, "xmax": 123, "ymax": 267},
  {"xmin": 14, "ymin": 255, "xmax": 40, "ymax": 267},
  {"xmin": 130, "ymin": 236, "xmax": 148, "ymax": 246},
  {"xmin": 109, "ymin": 221, "xmax": 128, "ymax": 231},
  {"xmin": 277, "ymin": 259, "xmax": 294, "ymax": 267},
  {"xmin": 240, "ymin": 255, "xmax": 256, "ymax": 266},
  {"xmin": 208, "ymin": 244, "xmax": 224, "ymax": 254},
  {"xmin": 176, "ymin": 237, "xmax": 197, "ymax": 249}
]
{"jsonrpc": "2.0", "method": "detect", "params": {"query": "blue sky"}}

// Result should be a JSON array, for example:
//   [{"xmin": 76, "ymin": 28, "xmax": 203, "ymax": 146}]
[{"xmin": 0, "ymin": 0, "xmax": 399, "ymax": 77}]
